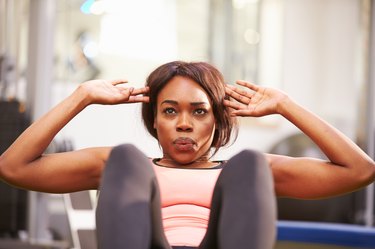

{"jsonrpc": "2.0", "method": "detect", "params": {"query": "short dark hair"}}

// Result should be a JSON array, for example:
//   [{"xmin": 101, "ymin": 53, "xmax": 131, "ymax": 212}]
[{"xmin": 141, "ymin": 61, "xmax": 238, "ymax": 155}]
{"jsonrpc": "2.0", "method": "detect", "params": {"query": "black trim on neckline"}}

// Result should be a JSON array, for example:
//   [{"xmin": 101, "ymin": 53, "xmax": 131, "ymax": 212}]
[{"xmin": 152, "ymin": 158, "xmax": 225, "ymax": 170}]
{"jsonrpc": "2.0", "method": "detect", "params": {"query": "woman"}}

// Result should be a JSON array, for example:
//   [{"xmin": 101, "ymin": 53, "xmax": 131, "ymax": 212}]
[{"xmin": 0, "ymin": 61, "xmax": 374, "ymax": 249}]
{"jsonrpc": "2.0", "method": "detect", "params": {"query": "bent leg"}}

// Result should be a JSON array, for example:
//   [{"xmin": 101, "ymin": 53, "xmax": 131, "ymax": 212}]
[
  {"xmin": 199, "ymin": 150, "xmax": 276, "ymax": 249},
  {"xmin": 96, "ymin": 144, "xmax": 171, "ymax": 249}
]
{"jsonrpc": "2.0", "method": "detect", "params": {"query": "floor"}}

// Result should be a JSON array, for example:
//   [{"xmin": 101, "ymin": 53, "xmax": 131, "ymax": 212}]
[
  {"xmin": 275, "ymin": 241, "xmax": 368, "ymax": 249},
  {"xmin": 0, "ymin": 239, "xmax": 69, "ymax": 249}
]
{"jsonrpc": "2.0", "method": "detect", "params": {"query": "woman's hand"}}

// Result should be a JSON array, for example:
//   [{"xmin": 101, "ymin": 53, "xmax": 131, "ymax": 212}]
[
  {"xmin": 224, "ymin": 80, "xmax": 287, "ymax": 117},
  {"xmin": 78, "ymin": 79, "xmax": 149, "ymax": 106}
]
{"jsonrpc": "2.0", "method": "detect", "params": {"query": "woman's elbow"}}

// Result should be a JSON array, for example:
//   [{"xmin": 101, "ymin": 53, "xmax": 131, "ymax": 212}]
[
  {"xmin": 367, "ymin": 159, "xmax": 375, "ymax": 182},
  {"xmin": 0, "ymin": 153, "xmax": 7, "ymax": 176},
  {"xmin": 0, "ymin": 154, "xmax": 20, "ymax": 185},
  {"xmin": 356, "ymin": 159, "xmax": 375, "ymax": 187}
]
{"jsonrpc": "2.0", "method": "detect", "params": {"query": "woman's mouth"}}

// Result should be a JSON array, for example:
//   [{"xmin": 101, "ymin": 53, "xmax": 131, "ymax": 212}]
[{"xmin": 173, "ymin": 137, "xmax": 196, "ymax": 151}]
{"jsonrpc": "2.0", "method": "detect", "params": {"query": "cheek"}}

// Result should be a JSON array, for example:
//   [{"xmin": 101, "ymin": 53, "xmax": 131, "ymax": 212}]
[
  {"xmin": 200, "ymin": 118, "xmax": 216, "ymax": 137},
  {"xmin": 154, "ymin": 116, "xmax": 174, "ymax": 139}
]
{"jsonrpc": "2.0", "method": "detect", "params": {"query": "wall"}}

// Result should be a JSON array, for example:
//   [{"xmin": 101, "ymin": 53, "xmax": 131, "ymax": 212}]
[{"xmin": 52, "ymin": 0, "xmax": 363, "ymax": 161}]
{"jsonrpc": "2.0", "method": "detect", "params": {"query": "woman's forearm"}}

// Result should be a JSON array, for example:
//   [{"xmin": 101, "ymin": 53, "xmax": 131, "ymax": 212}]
[{"xmin": 0, "ymin": 86, "xmax": 88, "ymax": 174}]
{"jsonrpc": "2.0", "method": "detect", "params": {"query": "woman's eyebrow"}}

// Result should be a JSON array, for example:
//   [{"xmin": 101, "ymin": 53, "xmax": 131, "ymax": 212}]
[
  {"xmin": 161, "ymin": 100, "xmax": 209, "ymax": 106},
  {"xmin": 161, "ymin": 100, "xmax": 178, "ymax": 105},
  {"xmin": 191, "ymin": 102, "xmax": 209, "ymax": 106}
]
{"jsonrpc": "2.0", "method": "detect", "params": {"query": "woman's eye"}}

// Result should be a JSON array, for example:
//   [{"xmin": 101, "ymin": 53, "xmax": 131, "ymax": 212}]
[
  {"xmin": 194, "ymin": 109, "xmax": 208, "ymax": 115},
  {"xmin": 163, "ymin": 108, "xmax": 176, "ymax": 114}
]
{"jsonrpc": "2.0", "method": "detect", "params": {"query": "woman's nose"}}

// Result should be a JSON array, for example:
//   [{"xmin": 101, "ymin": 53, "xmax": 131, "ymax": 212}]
[{"xmin": 176, "ymin": 113, "xmax": 193, "ymax": 132}]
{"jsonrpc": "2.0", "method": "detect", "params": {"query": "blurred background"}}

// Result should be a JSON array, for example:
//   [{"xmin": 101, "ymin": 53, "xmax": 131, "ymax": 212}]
[{"xmin": 0, "ymin": 0, "xmax": 374, "ymax": 248}]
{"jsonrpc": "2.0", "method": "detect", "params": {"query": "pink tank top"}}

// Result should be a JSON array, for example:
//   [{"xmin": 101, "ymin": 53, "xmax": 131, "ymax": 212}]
[{"xmin": 152, "ymin": 161, "xmax": 223, "ymax": 247}]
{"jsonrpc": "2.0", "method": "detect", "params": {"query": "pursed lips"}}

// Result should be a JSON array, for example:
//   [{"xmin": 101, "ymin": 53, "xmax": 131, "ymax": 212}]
[{"xmin": 173, "ymin": 137, "xmax": 196, "ymax": 151}]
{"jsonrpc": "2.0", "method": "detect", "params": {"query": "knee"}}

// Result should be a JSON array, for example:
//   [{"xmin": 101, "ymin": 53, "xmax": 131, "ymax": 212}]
[
  {"xmin": 106, "ymin": 144, "xmax": 147, "ymax": 169},
  {"xmin": 222, "ymin": 149, "xmax": 274, "ymax": 189},
  {"xmin": 232, "ymin": 149, "xmax": 267, "ymax": 166},
  {"xmin": 223, "ymin": 149, "xmax": 271, "ymax": 179},
  {"xmin": 107, "ymin": 144, "xmax": 152, "ymax": 174},
  {"xmin": 110, "ymin": 144, "xmax": 142, "ymax": 159}
]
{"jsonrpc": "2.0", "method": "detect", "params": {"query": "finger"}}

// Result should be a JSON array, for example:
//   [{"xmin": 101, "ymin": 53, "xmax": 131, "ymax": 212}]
[
  {"xmin": 130, "ymin": 86, "xmax": 149, "ymax": 96},
  {"xmin": 117, "ymin": 86, "xmax": 147, "ymax": 96},
  {"xmin": 223, "ymin": 99, "xmax": 245, "ymax": 110},
  {"xmin": 225, "ymin": 86, "xmax": 252, "ymax": 105},
  {"xmin": 127, "ymin": 95, "xmax": 150, "ymax": 103},
  {"xmin": 110, "ymin": 79, "xmax": 128, "ymax": 86},
  {"xmin": 226, "ymin": 84, "xmax": 254, "ymax": 98},
  {"xmin": 231, "ymin": 109, "xmax": 254, "ymax": 117},
  {"xmin": 236, "ymin": 80, "xmax": 259, "ymax": 91}
]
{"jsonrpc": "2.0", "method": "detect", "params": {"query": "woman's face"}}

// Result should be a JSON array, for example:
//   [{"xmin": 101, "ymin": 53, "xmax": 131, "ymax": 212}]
[{"xmin": 154, "ymin": 76, "xmax": 216, "ymax": 165}]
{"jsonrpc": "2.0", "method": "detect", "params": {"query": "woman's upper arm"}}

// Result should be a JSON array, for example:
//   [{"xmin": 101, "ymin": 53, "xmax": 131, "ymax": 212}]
[
  {"xmin": 0, "ymin": 146, "xmax": 112, "ymax": 193},
  {"xmin": 267, "ymin": 153, "xmax": 374, "ymax": 199}
]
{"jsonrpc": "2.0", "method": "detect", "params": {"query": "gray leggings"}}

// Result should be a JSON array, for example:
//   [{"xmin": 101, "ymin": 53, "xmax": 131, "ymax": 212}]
[{"xmin": 96, "ymin": 144, "xmax": 276, "ymax": 249}]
